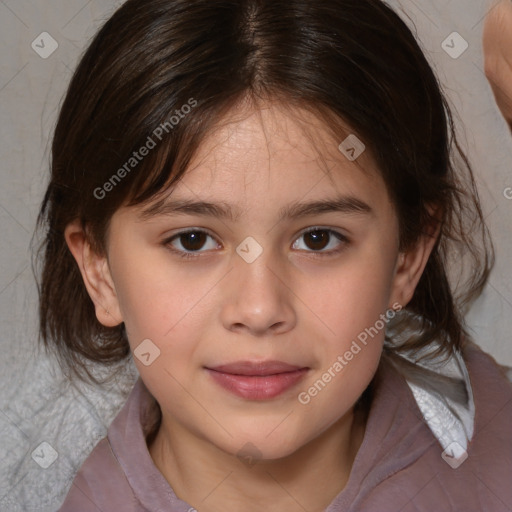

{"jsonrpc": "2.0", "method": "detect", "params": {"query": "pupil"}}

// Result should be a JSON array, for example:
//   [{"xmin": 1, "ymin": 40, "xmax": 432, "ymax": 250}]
[
  {"xmin": 180, "ymin": 230, "xmax": 329, "ymax": 252},
  {"xmin": 182, "ymin": 232, "xmax": 206, "ymax": 251},
  {"xmin": 306, "ymin": 230, "xmax": 328, "ymax": 251}
]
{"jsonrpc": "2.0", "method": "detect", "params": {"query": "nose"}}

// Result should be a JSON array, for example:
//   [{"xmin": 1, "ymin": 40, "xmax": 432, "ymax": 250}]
[{"xmin": 220, "ymin": 242, "xmax": 297, "ymax": 337}]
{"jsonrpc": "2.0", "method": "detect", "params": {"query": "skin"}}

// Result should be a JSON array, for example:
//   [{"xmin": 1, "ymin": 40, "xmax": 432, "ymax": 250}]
[
  {"xmin": 65, "ymin": 98, "xmax": 438, "ymax": 512},
  {"xmin": 483, "ymin": 0, "xmax": 512, "ymax": 131}
]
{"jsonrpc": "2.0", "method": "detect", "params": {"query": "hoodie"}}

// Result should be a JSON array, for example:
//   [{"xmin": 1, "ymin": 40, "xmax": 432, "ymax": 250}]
[{"xmin": 57, "ymin": 341, "xmax": 512, "ymax": 511}]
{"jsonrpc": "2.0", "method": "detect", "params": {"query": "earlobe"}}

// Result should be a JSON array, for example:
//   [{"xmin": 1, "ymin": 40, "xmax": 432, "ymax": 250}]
[{"xmin": 64, "ymin": 220, "xmax": 123, "ymax": 327}]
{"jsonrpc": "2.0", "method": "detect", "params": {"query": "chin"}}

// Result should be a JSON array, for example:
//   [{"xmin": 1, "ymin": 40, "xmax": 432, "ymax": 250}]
[{"xmin": 217, "ymin": 428, "xmax": 306, "ymax": 464}]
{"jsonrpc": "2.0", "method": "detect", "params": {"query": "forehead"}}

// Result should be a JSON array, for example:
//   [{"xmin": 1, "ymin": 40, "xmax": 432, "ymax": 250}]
[
  {"xmin": 152, "ymin": 101, "xmax": 388, "ymax": 210},
  {"xmin": 115, "ymin": 99, "xmax": 397, "ymax": 232},
  {"xmin": 195, "ymin": 101, "xmax": 372, "ymax": 175}
]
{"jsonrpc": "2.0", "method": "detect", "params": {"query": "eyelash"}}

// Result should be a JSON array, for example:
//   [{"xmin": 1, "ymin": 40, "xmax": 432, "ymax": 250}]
[{"xmin": 161, "ymin": 227, "xmax": 350, "ymax": 261}]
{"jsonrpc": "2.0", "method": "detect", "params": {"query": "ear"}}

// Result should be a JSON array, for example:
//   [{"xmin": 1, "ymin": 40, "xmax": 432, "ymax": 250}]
[
  {"xmin": 389, "ymin": 209, "xmax": 441, "ymax": 309},
  {"xmin": 64, "ymin": 219, "xmax": 123, "ymax": 327}
]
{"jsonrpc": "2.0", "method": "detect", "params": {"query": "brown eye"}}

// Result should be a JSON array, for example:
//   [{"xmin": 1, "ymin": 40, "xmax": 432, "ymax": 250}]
[
  {"xmin": 179, "ymin": 231, "xmax": 208, "ymax": 251},
  {"xmin": 163, "ymin": 229, "xmax": 219, "ymax": 259},
  {"xmin": 163, "ymin": 227, "xmax": 349, "ymax": 261},
  {"xmin": 292, "ymin": 228, "xmax": 348, "ymax": 256},
  {"xmin": 303, "ymin": 230, "xmax": 330, "ymax": 251}
]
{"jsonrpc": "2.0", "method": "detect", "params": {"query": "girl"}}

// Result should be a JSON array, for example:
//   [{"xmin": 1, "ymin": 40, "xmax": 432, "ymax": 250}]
[{"xmin": 35, "ymin": 0, "xmax": 512, "ymax": 510}]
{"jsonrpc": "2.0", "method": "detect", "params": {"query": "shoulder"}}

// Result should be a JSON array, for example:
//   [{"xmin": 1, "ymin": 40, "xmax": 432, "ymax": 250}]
[
  {"xmin": 463, "ymin": 340, "xmax": 512, "ymax": 399},
  {"xmin": 56, "ymin": 377, "xmax": 166, "ymax": 512},
  {"xmin": 462, "ymin": 341, "xmax": 512, "ymax": 438},
  {"xmin": 56, "ymin": 437, "xmax": 144, "ymax": 511},
  {"xmin": 413, "ymin": 342, "xmax": 512, "ymax": 510},
  {"xmin": 354, "ymin": 342, "xmax": 512, "ymax": 511}
]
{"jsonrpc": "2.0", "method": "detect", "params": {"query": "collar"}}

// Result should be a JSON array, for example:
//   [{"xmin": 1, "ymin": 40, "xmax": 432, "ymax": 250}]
[{"xmin": 107, "ymin": 339, "xmax": 475, "ymax": 511}]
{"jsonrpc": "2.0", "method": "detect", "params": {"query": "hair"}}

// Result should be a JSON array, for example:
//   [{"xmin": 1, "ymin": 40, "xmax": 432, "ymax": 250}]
[{"xmin": 33, "ymin": 0, "xmax": 494, "ymax": 387}]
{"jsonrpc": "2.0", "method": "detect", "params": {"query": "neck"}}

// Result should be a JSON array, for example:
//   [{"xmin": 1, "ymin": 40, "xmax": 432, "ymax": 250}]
[{"xmin": 148, "ymin": 402, "xmax": 368, "ymax": 512}]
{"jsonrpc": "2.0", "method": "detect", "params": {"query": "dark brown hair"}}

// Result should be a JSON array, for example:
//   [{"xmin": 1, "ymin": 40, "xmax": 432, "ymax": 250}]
[{"xmin": 33, "ymin": 0, "xmax": 494, "ymax": 385}]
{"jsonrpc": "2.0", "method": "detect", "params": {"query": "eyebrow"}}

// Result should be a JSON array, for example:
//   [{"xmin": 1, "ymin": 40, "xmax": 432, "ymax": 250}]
[{"xmin": 138, "ymin": 194, "xmax": 373, "ymax": 222}]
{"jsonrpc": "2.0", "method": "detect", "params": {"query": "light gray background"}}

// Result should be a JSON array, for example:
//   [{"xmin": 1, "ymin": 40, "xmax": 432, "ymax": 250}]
[{"xmin": 0, "ymin": 0, "xmax": 511, "ymax": 510}]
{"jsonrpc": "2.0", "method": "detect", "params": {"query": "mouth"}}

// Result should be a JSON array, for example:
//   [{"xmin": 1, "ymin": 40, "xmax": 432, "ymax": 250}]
[{"xmin": 205, "ymin": 360, "xmax": 310, "ymax": 400}]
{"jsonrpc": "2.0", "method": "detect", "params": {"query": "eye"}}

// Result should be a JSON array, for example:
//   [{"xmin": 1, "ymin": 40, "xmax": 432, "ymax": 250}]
[
  {"xmin": 292, "ymin": 227, "xmax": 349, "ymax": 257},
  {"xmin": 162, "ymin": 227, "xmax": 349, "ymax": 260},
  {"xmin": 163, "ymin": 229, "xmax": 219, "ymax": 259}
]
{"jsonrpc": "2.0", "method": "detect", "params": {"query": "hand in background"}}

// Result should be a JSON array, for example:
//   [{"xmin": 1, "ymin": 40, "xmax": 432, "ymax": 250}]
[{"xmin": 483, "ymin": 0, "xmax": 512, "ymax": 131}]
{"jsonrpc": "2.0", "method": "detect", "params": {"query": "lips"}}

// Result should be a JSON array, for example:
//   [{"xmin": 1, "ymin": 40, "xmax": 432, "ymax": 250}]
[
  {"xmin": 208, "ymin": 360, "xmax": 305, "ymax": 376},
  {"xmin": 205, "ymin": 360, "xmax": 309, "ymax": 400}
]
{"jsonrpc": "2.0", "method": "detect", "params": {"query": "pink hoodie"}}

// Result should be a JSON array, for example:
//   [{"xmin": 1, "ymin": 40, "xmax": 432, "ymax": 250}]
[{"xmin": 57, "ymin": 342, "xmax": 512, "ymax": 511}]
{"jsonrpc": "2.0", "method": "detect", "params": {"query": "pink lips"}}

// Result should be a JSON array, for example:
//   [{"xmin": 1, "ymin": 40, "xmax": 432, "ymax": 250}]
[{"xmin": 205, "ymin": 361, "xmax": 309, "ymax": 400}]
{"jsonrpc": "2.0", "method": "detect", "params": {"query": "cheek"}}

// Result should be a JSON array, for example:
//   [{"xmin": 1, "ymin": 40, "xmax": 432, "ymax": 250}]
[
  {"xmin": 297, "ymin": 343, "xmax": 381, "ymax": 439},
  {"xmin": 296, "ymin": 261, "xmax": 391, "ymax": 423},
  {"xmin": 313, "ymin": 252, "xmax": 397, "ymax": 341},
  {"xmin": 112, "ymin": 250, "xmax": 217, "ymax": 370},
  {"xmin": 300, "ymin": 245, "xmax": 395, "ymax": 409}
]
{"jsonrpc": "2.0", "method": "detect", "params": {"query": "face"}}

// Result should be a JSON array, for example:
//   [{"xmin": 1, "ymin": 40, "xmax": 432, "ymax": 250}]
[{"xmin": 67, "ymin": 99, "xmax": 434, "ymax": 461}]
